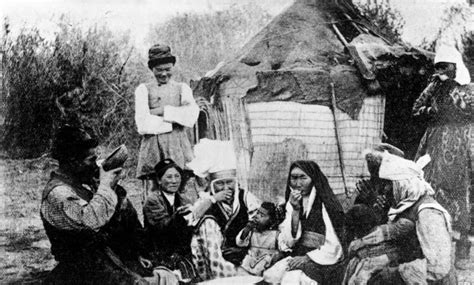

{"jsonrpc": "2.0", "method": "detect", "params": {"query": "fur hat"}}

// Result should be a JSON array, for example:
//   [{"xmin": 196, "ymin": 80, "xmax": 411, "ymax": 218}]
[
  {"xmin": 52, "ymin": 125, "xmax": 98, "ymax": 163},
  {"xmin": 148, "ymin": 44, "xmax": 176, "ymax": 69}
]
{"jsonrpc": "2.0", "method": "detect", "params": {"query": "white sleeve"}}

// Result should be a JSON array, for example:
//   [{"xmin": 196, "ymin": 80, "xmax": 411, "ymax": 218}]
[
  {"xmin": 134, "ymin": 84, "xmax": 173, "ymax": 135},
  {"xmin": 278, "ymin": 202, "xmax": 301, "ymax": 252},
  {"xmin": 163, "ymin": 83, "xmax": 199, "ymax": 127},
  {"xmin": 306, "ymin": 204, "xmax": 343, "ymax": 265}
]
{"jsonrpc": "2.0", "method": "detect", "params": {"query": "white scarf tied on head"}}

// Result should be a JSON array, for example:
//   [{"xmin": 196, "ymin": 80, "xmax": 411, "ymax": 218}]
[
  {"xmin": 434, "ymin": 45, "xmax": 471, "ymax": 85},
  {"xmin": 378, "ymin": 151, "xmax": 435, "ymax": 221}
]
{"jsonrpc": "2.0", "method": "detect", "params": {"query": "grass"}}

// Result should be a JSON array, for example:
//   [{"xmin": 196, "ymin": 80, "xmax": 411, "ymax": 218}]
[
  {"xmin": 0, "ymin": 156, "xmax": 143, "ymax": 283},
  {"xmin": 1, "ymin": 156, "xmax": 473, "ymax": 283}
]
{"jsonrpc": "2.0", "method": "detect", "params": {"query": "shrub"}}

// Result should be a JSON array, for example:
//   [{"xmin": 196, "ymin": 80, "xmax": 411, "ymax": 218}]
[
  {"xmin": 147, "ymin": 4, "xmax": 272, "ymax": 83},
  {"xmin": 419, "ymin": 2, "xmax": 471, "ymax": 52},
  {"xmin": 2, "ymin": 16, "xmax": 147, "ymax": 162}
]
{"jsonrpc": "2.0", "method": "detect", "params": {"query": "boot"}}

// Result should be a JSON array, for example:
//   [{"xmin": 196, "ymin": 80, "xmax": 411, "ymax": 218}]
[{"xmin": 455, "ymin": 236, "xmax": 471, "ymax": 270}]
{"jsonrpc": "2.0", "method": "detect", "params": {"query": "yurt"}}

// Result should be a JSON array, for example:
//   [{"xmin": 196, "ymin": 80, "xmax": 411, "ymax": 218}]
[{"xmin": 191, "ymin": 0, "xmax": 433, "ymax": 208}]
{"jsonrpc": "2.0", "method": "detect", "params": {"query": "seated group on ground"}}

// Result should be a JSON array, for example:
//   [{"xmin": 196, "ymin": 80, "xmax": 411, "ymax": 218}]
[{"xmin": 40, "ymin": 125, "xmax": 456, "ymax": 285}]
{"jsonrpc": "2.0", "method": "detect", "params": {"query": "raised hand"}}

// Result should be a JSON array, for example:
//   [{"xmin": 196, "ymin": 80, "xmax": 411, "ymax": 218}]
[
  {"xmin": 100, "ymin": 166, "xmax": 123, "ymax": 189},
  {"xmin": 214, "ymin": 189, "xmax": 233, "ymax": 203},
  {"xmin": 176, "ymin": 204, "xmax": 192, "ymax": 216},
  {"xmin": 289, "ymin": 190, "xmax": 302, "ymax": 211}
]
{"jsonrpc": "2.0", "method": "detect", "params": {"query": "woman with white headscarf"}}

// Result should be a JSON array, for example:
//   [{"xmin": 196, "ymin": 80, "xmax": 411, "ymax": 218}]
[
  {"xmin": 361, "ymin": 151, "xmax": 456, "ymax": 285},
  {"xmin": 186, "ymin": 139, "xmax": 261, "ymax": 281},
  {"xmin": 412, "ymin": 45, "xmax": 473, "ymax": 269}
]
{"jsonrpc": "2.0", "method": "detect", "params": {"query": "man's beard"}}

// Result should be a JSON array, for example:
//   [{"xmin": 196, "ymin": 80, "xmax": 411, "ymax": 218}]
[{"xmin": 76, "ymin": 164, "xmax": 100, "ymax": 186}]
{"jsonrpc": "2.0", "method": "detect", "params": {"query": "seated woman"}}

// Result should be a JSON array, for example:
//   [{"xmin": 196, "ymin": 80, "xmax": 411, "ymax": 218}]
[
  {"xmin": 186, "ymin": 139, "xmax": 261, "ymax": 281},
  {"xmin": 353, "ymin": 151, "xmax": 456, "ymax": 284},
  {"xmin": 264, "ymin": 160, "xmax": 346, "ymax": 284},
  {"xmin": 143, "ymin": 159, "xmax": 199, "ymax": 283}
]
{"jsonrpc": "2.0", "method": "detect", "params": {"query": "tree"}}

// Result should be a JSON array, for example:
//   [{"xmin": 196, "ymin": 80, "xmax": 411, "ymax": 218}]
[{"xmin": 356, "ymin": 0, "xmax": 405, "ymax": 43}]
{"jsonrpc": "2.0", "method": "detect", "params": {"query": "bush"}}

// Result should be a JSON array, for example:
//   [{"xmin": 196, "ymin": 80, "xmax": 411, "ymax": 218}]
[
  {"xmin": 147, "ymin": 4, "xmax": 272, "ymax": 83},
  {"xmin": 2, "ymin": 27, "xmax": 55, "ymax": 158},
  {"xmin": 2, "ymin": 6, "xmax": 271, "ymax": 175},
  {"xmin": 2, "ymin": 16, "xmax": 147, "ymax": 161},
  {"xmin": 420, "ymin": 2, "xmax": 471, "ymax": 52}
]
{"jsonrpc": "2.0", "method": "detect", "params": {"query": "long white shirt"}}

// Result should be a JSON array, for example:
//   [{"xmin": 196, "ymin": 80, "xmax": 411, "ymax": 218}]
[
  {"xmin": 278, "ymin": 187, "xmax": 343, "ymax": 265},
  {"xmin": 134, "ymin": 81, "xmax": 199, "ymax": 135}
]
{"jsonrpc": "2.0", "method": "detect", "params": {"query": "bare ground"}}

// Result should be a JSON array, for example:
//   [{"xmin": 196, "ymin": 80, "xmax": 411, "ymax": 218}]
[{"xmin": 1, "ymin": 157, "xmax": 473, "ymax": 284}]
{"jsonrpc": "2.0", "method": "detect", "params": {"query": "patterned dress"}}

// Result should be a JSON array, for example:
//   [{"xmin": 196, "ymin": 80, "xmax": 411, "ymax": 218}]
[
  {"xmin": 190, "ymin": 189, "xmax": 260, "ymax": 281},
  {"xmin": 413, "ymin": 80, "xmax": 473, "ymax": 233}
]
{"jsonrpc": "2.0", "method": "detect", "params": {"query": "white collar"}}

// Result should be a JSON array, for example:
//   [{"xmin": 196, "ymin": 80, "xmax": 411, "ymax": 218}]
[
  {"xmin": 162, "ymin": 191, "xmax": 176, "ymax": 206},
  {"xmin": 304, "ymin": 187, "xmax": 316, "ymax": 218}
]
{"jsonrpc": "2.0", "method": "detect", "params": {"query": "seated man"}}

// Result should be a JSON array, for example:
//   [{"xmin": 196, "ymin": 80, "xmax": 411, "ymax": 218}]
[
  {"xmin": 40, "ymin": 125, "xmax": 173, "ymax": 284},
  {"xmin": 343, "ymin": 204, "xmax": 415, "ymax": 285},
  {"xmin": 354, "ymin": 143, "xmax": 406, "ymax": 224}
]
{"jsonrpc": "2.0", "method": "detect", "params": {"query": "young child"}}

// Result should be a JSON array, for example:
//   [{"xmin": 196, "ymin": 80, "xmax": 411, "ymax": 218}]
[{"xmin": 235, "ymin": 202, "xmax": 284, "ymax": 276}]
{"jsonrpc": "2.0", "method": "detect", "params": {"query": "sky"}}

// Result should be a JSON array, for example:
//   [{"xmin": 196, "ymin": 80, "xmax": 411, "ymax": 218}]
[
  {"xmin": 1, "ymin": 0, "xmax": 472, "ymax": 48},
  {"xmin": 0, "ymin": 0, "xmax": 292, "ymax": 49}
]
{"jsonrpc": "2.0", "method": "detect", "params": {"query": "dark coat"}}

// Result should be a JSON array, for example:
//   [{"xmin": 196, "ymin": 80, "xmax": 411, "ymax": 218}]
[{"xmin": 143, "ymin": 189, "xmax": 198, "ymax": 281}]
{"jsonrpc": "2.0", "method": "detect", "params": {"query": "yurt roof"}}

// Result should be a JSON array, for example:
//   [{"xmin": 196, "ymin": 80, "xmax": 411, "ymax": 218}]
[{"xmin": 193, "ymin": 0, "xmax": 433, "ymax": 119}]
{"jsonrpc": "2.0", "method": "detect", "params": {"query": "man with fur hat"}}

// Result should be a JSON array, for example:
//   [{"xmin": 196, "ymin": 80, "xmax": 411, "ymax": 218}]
[
  {"xmin": 135, "ymin": 44, "xmax": 199, "ymax": 201},
  {"xmin": 41, "ymin": 125, "xmax": 156, "ymax": 284},
  {"xmin": 41, "ymin": 125, "xmax": 173, "ymax": 284},
  {"xmin": 413, "ymin": 45, "xmax": 473, "ymax": 269}
]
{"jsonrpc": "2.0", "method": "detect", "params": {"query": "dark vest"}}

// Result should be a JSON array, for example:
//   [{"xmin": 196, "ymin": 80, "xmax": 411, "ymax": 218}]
[
  {"xmin": 41, "ymin": 173, "xmax": 107, "ymax": 262},
  {"xmin": 201, "ymin": 189, "xmax": 249, "ymax": 264},
  {"xmin": 292, "ymin": 199, "xmax": 328, "ymax": 256},
  {"xmin": 41, "ymin": 173, "xmax": 147, "ymax": 284}
]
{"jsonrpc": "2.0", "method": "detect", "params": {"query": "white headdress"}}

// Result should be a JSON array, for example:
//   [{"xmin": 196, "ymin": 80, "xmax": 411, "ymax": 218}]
[
  {"xmin": 186, "ymin": 139, "xmax": 237, "ymax": 179},
  {"xmin": 434, "ymin": 45, "xmax": 471, "ymax": 85}
]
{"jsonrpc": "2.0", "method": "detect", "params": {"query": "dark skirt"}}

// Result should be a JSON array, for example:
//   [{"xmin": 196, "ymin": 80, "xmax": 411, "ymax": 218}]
[
  {"xmin": 136, "ymin": 126, "xmax": 194, "ymax": 179},
  {"xmin": 301, "ymin": 258, "xmax": 348, "ymax": 285}
]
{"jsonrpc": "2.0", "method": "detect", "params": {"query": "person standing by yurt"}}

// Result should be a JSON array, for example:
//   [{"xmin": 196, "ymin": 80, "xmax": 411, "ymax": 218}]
[
  {"xmin": 135, "ymin": 44, "xmax": 199, "ymax": 201},
  {"xmin": 413, "ymin": 45, "xmax": 473, "ymax": 269}
]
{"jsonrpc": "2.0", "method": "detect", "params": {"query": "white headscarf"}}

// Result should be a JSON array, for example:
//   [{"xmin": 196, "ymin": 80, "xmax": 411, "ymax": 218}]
[
  {"xmin": 378, "ymin": 152, "xmax": 435, "ymax": 221},
  {"xmin": 187, "ymin": 139, "xmax": 241, "ymax": 215},
  {"xmin": 434, "ymin": 45, "xmax": 471, "ymax": 85}
]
